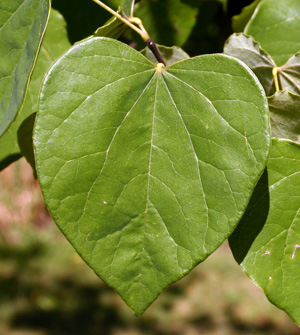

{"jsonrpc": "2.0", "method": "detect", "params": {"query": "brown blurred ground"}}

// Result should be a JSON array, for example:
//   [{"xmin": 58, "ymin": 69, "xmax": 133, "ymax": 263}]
[{"xmin": 0, "ymin": 159, "xmax": 299, "ymax": 335}]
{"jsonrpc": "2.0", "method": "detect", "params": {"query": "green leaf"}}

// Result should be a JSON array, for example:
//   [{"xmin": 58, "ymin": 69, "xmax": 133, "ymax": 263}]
[
  {"xmin": 52, "ymin": 0, "xmax": 111, "ymax": 44},
  {"xmin": 244, "ymin": 0, "xmax": 300, "ymax": 66},
  {"xmin": 224, "ymin": 33, "xmax": 275, "ymax": 96},
  {"xmin": 229, "ymin": 138, "xmax": 300, "ymax": 325},
  {"xmin": 0, "ymin": 8, "xmax": 71, "ymax": 170},
  {"xmin": 34, "ymin": 37, "xmax": 270, "ymax": 315},
  {"xmin": 134, "ymin": 0, "xmax": 199, "ymax": 47},
  {"xmin": 93, "ymin": 1, "xmax": 135, "ymax": 39},
  {"xmin": 94, "ymin": 8, "xmax": 128, "ymax": 39},
  {"xmin": 278, "ymin": 53, "xmax": 300, "ymax": 95},
  {"xmin": 232, "ymin": 0, "xmax": 261, "ymax": 32},
  {"xmin": 0, "ymin": 0, "xmax": 50, "ymax": 137},
  {"xmin": 268, "ymin": 91, "xmax": 300, "ymax": 142},
  {"xmin": 141, "ymin": 45, "xmax": 189, "ymax": 66},
  {"xmin": 123, "ymin": 0, "xmax": 135, "ymax": 17},
  {"xmin": 224, "ymin": 34, "xmax": 300, "ymax": 95}
]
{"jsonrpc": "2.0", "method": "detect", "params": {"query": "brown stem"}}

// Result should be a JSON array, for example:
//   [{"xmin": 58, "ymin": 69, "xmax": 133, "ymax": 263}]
[{"xmin": 147, "ymin": 39, "xmax": 166, "ymax": 66}]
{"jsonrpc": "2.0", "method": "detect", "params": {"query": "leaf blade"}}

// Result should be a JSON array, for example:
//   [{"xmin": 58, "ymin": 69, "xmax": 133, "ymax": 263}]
[
  {"xmin": 268, "ymin": 90, "xmax": 300, "ymax": 142},
  {"xmin": 34, "ymin": 37, "xmax": 270, "ymax": 315},
  {"xmin": 244, "ymin": 0, "xmax": 300, "ymax": 66},
  {"xmin": 229, "ymin": 139, "xmax": 300, "ymax": 325},
  {"xmin": 224, "ymin": 33, "xmax": 275, "ymax": 96},
  {"xmin": 232, "ymin": 0, "xmax": 261, "ymax": 33},
  {"xmin": 0, "ymin": 0, "xmax": 50, "ymax": 137},
  {"xmin": 0, "ymin": 8, "xmax": 71, "ymax": 170},
  {"xmin": 279, "ymin": 53, "xmax": 300, "ymax": 94}
]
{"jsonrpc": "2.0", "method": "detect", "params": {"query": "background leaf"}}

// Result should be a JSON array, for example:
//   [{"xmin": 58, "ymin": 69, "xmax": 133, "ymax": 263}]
[
  {"xmin": 224, "ymin": 33, "xmax": 275, "ymax": 96},
  {"xmin": 232, "ymin": 0, "xmax": 261, "ymax": 32},
  {"xmin": 229, "ymin": 138, "xmax": 300, "ymax": 325},
  {"xmin": 123, "ymin": 0, "xmax": 135, "ymax": 17},
  {"xmin": 278, "ymin": 53, "xmax": 300, "ymax": 94},
  {"xmin": 134, "ymin": 0, "xmax": 199, "ymax": 47},
  {"xmin": 94, "ymin": 1, "xmax": 136, "ymax": 39},
  {"xmin": 224, "ymin": 34, "xmax": 300, "ymax": 95},
  {"xmin": 268, "ymin": 91, "xmax": 300, "ymax": 143},
  {"xmin": 34, "ymin": 37, "xmax": 270, "ymax": 315},
  {"xmin": 0, "ymin": 0, "xmax": 50, "ymax": 137},
  {"xmin": 244, "ymin": 0, "xmax": 300, "ymax": 66},
  {"xmin": 52, "ymin": 0, "xmax": 112, "ymax": 44},
  {"xmin": 0, "ymin": 9, "xmax": 71, "ymax": 170},
  {"xmin": 141, "ymin": 45, "xmax": 189, "ymax": 66},
  {"xmin": 94, "ymin": 9, "xmax": 128, "ymax": 39}
]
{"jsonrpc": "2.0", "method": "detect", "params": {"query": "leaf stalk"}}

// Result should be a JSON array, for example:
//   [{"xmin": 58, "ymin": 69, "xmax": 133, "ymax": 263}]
[
  {"xmin": 272, "ymin": 67, "xmax": 281, "ymax": 92},
  {"xmin": 92, "ymin": 0, "xmax": 166, "ymax": 66}
]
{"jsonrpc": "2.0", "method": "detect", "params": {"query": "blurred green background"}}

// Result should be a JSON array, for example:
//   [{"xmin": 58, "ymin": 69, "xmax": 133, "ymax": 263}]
[{"xmin": 1, "ymin": 159, "xmax": 300, "ymax": 335}]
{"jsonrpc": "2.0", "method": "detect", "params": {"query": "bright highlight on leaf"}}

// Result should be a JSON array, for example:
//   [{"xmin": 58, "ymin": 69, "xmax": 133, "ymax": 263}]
[{"xmin": 34, "ymin": 37, "xmax": 270, "ymax": 315}]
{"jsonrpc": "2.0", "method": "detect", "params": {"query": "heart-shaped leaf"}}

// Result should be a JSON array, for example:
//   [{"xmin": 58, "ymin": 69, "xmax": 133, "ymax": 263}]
[
  {"xmin": 0, "ymin": 0, "xmax": 50, "ymax": 137},
  {"xmin": 34, "ymin": 37, "xmax": 270, "ymax": 315},
  {"xmin": 229, "ymin": 139, "xmax": 300, "ymax": 325},
  {"xmin": 224, "ymin": 33, "xmax": 275, "ymax": 96},
  {"xmin": 0, "ymin": 8, "xmax": 71, "ymax": 170},
  {"xmin": 268, "ymin": 91, "xmax": 300, "ymax": 143},
  {"xmin": 244, "ymin": 0, "xmax": 300, "ymax": 66}
]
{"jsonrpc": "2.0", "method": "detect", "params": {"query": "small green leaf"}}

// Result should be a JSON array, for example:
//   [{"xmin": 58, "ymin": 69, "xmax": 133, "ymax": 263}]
[
  {"xmin": 52, "ymin": 0, "xmax": 112, "ymax": 44},
  {"xmin": 232, "ymin": 0, "xmax": 261, "ymax": 32},
  {"xmin": 229, "ymin": 138, "xmax": 300, "ymax": 325},
  {"xmin": 134, "ymin": 0, "xmax": 199, "ymax": 47},
  {"xmin": 268, "ymin": 91, "xmax": 300, "ymax": 143},
  {"xmin": 0, "ymin": 8, "xmax": 71, "ymax": 170},
  {"xmin": 224, "ymin": 33, "xmax": 275, "ymax": 96},
  {"xmin": 94, "ymin": 9, "xmax": 127, "ymax": 39},
  {"xmin": 244, "ymin": 0, "xmax": 300, "ymax": 66},
  {"xmin": 141, "ymin": 45, "xmax": 189, "ymax": 66},
  {"xmin": 34, "ymin": 37, "xmax": 270, "ymax": 315},
  {"xmin": 0, "ymin": 0, "xmax": 50, "ymax": 137}
]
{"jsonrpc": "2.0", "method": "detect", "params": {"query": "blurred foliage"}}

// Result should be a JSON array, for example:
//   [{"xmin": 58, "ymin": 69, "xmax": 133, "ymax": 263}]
[{"xmin": 0, "ymin": 160, "xmax": 299, "ymax": 335}]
